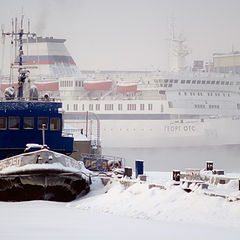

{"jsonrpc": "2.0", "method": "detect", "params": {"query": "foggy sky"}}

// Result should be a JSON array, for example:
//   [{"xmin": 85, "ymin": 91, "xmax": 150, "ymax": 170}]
[{"xmin": 1, "ymin": 0, "xmax": 240, "ymax": 72}]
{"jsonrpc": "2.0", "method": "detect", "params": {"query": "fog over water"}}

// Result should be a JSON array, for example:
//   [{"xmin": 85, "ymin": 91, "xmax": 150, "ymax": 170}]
[{"xmin": 103, "ymin": 146, "xmax": 240, "ymax": 173}]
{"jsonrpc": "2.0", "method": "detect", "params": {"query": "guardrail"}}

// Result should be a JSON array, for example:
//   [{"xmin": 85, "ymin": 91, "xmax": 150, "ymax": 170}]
[
  {"xmin": 79, "ymin": 153, "xmax": 125, "ymax": 172},
  {"xmin": 0, "ymin": 97, "xmax": 61, "ymax": 102}
]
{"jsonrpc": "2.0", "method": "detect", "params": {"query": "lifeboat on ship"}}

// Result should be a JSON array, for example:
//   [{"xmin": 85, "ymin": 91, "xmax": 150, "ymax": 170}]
[
  {"xmin": 117, "ymin": 82, "xmax": 138, "ymax": 93},
  {"xmin": 34, "ymin": 81, "xmax": 59, "ymax": 92},
  {"xmin": 83, "ymin": 79, "xmax": 112, "ymax": 91}
]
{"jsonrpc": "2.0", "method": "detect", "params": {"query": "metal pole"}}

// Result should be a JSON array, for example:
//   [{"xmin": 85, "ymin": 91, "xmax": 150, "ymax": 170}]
[
  {"xmin": 42, "ymin": 124, "xmax": 46, "ymax": 146},
  {"xmin": 86, "ymin": 111, "xmax": 88, "ymax": 137}
]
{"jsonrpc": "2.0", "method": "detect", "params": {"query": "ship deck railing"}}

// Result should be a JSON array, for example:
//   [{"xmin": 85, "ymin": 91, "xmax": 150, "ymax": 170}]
[
  {"xmin": 80, "ymin": 153, "xmax": 125, "ymax": 167},
  {"xmin": 0, "ymin": 97, "xmax": 61, "ymax": 102}
]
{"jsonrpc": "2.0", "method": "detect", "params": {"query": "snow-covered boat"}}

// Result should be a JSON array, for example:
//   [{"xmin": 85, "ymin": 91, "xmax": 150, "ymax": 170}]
[
  {"xmin": 0, "ymin": 145, "xmax": 91, "ymax": 202},
  {"xmin": 0, "ymin": 16, "xmax": 91, "ymax": 202}
]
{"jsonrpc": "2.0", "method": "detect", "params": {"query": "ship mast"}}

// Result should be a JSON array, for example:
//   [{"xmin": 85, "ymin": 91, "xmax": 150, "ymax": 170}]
[
  {"xmin": 2, "ymin": 13, "xmax": 36, "ymax": 99},
  {"xmin": 169, "ymin": 21, "xmax": 191, "ymax": 72}
]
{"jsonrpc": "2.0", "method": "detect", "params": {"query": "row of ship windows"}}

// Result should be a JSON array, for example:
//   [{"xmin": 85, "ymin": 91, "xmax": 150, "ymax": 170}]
[
  {"xmin": 178, "ymin": 92, "xmax": 231, "ymax": 97},
  {"xmin": 0, "ymin": 117, "xmax": 60, "ymax": 131},
  {"xmin": 194, "ymin": 104, "xmax": 220, "ymax": 109},
  {"xmin": 162, "ymin": 79, "xmax": 234, "ymax": 85},
  {"xmin": 69, "ymin": 103, "xmax": 157, "ymax": 112},
  {"xmin": 60, "ymin": 80, "xmax": 84, "ymax": 88}
]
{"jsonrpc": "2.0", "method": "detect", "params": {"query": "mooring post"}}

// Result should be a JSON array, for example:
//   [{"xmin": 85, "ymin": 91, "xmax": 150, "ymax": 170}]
[
  {"xmin": 206, "ymin": 161, "xmax": 213, "ymax": 171},
  {"xmin": 173, "ymin": 170, "xmax": 181, "ymax": 181},
  {"xmin": 124, "ymin": 167, "xmax": 132, "ymax": 178},
  {"xmin": 135, "ymin": 160, "xmax": 144, "ymax": 178}
]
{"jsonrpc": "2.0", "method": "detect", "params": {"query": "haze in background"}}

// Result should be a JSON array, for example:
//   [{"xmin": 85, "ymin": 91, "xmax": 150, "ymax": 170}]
[{"xmin": 0, "ymin": 0, "xmax": 240, "ymax": 73}]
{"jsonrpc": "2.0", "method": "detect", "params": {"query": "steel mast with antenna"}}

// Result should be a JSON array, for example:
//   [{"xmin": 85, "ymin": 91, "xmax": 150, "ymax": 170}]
[{"xmin": 2, "ymin": 12, "xmax": 36, "ymax": 99}]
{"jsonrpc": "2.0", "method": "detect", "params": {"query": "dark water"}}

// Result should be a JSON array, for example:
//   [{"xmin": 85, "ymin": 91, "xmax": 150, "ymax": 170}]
[{"xmin": 103, "ymin": 145, "xmax": 240, "ymax": 173}]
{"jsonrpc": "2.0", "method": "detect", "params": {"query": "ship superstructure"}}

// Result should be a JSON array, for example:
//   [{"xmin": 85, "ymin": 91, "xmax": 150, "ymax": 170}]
[
  {"xmin": 14, "ymin": 36, "xmax": 81, "ymax": 80},
  {"xmin": 1, "ymin": 27, "xmax": 240, "ymax": 149}
]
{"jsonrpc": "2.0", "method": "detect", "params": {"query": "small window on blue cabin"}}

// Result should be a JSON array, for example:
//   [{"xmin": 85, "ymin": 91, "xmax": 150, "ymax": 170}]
[
  {"xmin": 9, "ymin": 117, "xmax": 20, "ymax": 130},
  {"xmin": 38, "ymin": 117, "xmax": 48, "ymax": 130},
  {"xmin": 24, "ymin": 117, "xmax": 34, "ymax": 129},
  {"xmin": 50, "ymin": 118, "xmax": 60, "ymax": 131},
  {"xmin": 0, "ymin": 117, "xmax": 7, "ymax": 130}
]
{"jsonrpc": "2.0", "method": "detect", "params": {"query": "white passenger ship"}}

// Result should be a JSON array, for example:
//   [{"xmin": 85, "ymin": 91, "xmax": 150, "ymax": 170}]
[
  {"xmin": 61, "ymin": 70, "xmax": 240, "ymax": 148},
  {"xmin": 1, "ymin": 30, "xmax": 240, "ymax": 149}
]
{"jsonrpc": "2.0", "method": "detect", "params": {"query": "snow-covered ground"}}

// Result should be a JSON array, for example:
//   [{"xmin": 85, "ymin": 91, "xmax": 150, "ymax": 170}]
[{"xmin": 0, "ymin": 171, "xmax": 240, "ymax": 240}]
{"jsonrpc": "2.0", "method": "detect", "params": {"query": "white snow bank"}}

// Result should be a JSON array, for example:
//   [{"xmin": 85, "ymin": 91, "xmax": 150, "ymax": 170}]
[
  {"xmin": 0, "ymin": 172, "xmax": 240, "ymax": 239},
  {"xmin": 73, "ymin": 172, "xmax": 240, "ymax": 228}
]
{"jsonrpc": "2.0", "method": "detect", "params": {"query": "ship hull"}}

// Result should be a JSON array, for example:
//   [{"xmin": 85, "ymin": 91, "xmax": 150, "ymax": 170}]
[{"xmin": 65, "ymin": 116, "xmax": 240, "ymax": 148}]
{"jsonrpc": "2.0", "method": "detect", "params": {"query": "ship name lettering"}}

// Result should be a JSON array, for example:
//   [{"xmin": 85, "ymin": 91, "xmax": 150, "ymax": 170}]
[
  {"xmin": 165, "ymin": 125, "xmax": 196, "ymax": 132},
  {"xmin": 164, "ymin": 126, "xmax": 181, "ymax": 132},
  {"xmin": 183, "ymin": 126, "xmax": 196, "ymax": 131}
]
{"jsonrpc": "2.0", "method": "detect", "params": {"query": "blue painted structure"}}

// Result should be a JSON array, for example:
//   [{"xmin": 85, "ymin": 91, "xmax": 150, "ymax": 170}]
[
  {"xmin": 0, "ymin": 99, "xmax": 73, "ymax": 160},
  {"xmin": 135, "ymin": 160, "xmax": 144, "ymax": 178}
]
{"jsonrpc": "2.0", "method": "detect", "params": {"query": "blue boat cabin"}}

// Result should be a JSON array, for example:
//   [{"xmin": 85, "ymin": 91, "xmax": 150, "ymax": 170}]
[{"xmin": 0, "ymin": 100, "xmax": 73, "ymax": 160}]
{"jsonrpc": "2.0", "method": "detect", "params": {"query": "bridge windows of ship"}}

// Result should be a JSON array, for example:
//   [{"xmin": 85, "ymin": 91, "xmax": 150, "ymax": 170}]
[
  {"xmin": 194, "ymin": 104, "xmax": 205, "ymax": 109},
  {"xmin": 127, "ymin": 104, "xmax": 136, "ymax": 111},
  {"xmin": 38, "ymin": 117, "xmax": 49, "ymax": 130},
  {"xmin": 74, "ymin": 104, "xmax": 78, "ymax": 111},
  {"xmin": 96, "ymin": 104, "xmax": 100, "ymax": 111},
  {"xmin": 89, "ymin": 104, "xmax": 93, "ymax": 111},
  {"xmin": 118, "ymin": 104, "xmax": 123, "ymax": 111},
  {"xmin": 50, "ymin": 118, "xmax": 60, "ymax": 131},
  {"xmin": 9, "ymin": 117, "xmax": 20, "ymax": 130},
  {"xmin": 67, "ymin": 104, "xmax": 70, "ymax": 111},
  {"xmin": 209, "ymin": 105, "xmax": 220, "ymax": 109},
  {"xmin": 140, "ymin": 104, "xmax": 145, "ymax": 111},
  {"xmin": 0, "ymin": 117, "xmax": 7, "ymax": 130},
  {"xmin": 24, "ymin": 117, "xmax": 34, "ymax": 129},
  {"xmin": 82, "ymin": 104, "xmax": 85, "ymax": 111},
  {"xmin": 105, "ymin": 104, "xmax": 114, "ymax": 111},
  {"xmin": 0, "ymin": 117, "xmax": 61, "ymax": 131},
  {"xmin": 148, "ymin": 103, "xmax": 153, "ymax": 110},
  {"xmin": 75, "ymin": 80, "xmax": 83, "ymax": 88},
  {"xmin": 168, "ymin": 102, "xmax": 173, "ymax": 108}
]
